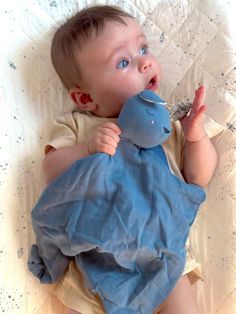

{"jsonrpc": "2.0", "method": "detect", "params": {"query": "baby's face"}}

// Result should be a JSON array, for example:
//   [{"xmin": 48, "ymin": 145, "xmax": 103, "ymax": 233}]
[{"xmin": 75, "ymin": 17, "xmax": 161, "ymax": 118}]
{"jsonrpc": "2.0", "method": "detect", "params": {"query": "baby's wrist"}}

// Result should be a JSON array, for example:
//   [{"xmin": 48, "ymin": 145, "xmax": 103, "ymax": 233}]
[
  {"xmin": 75, "ymin": 140, "xmax": 92, "ymax": 157},
  {"xmin": 184, "ymin": 130, "xmax": 207, "ymax": 143}
]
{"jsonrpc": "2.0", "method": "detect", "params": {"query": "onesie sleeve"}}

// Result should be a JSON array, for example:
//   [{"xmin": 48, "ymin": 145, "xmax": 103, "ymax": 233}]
[
  {"xmin": 45, "ymin": 112, "xmax": 116, "ymax": 154},
  {"xmin": 45, "ymin": 112, "xmax": 79, "ymax": 154},
  {"xmin": 162, "ymin": 121, "xmax": 185, "ymax": 176}
]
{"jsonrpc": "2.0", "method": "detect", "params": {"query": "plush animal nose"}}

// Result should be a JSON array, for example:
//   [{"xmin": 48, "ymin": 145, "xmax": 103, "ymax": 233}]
[
  {"xmin": 138, "ymin": 57, "xmax": 152, "ymax": 73},
  {"xmin": 163, "ymin": 127, "xmax": 170, "ymax": 134}
]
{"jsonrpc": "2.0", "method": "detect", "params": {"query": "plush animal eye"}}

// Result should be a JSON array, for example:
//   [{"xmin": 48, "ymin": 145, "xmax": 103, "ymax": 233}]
[
  {"xmin": 117, "ymin": 59, "xmax": 129, "ymax": 69},
  {"xmin": 140, "ymin": 45, "xmax": 149, "ymax": 55}
]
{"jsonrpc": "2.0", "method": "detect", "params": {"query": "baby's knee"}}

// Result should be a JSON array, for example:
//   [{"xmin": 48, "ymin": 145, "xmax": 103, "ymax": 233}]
[{"xmin": 154, "ymin": 275, "xmax": 200, "ymax": 314}]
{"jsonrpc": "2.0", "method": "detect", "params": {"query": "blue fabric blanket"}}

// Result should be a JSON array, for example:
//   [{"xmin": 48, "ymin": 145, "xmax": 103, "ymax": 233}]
[{"xmin": 28, "ymin": 91, "xmax": 206, "ymax": 314}]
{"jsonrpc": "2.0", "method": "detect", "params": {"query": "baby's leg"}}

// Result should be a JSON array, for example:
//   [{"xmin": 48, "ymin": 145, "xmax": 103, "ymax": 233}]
[
  {"xmin": 155, "ymin": 274, "xmax": 200, "ymax": 314},
  {"xmin": 68, "ymin": 275, "xmax": 199, "ymax": 314}
]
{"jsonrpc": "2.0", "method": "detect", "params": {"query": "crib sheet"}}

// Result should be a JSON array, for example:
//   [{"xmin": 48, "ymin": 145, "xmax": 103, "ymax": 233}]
[{"xmin": 0, "ymin": 0, "xmax": 235, "ymax": 313}]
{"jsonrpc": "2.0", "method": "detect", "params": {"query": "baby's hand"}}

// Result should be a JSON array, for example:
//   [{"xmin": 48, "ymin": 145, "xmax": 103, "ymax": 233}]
[
  {"xmin": 87, "ymin": 122, "xmax": 121, "ymax": 156},
  {"xmin": 180, "ymin": 86, "xmax": 207, "ymax": 142}
]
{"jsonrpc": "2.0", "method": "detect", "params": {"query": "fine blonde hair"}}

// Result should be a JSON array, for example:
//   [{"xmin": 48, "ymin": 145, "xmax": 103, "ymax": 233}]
[{"xmin": 51, "ymin": 5, "xmax": 133, "ymax": 90}]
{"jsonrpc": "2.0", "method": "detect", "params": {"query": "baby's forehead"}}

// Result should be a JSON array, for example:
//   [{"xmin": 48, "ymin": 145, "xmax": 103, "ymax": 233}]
[
  {"xmin": 103, "ymin": 16, "xmax": 142, "ymax": 33},
  {"xmin": 73, "ymin": 17, "xmax": 145, "ymax": 68},
  {"xmin": 94, "ymin": 17, "xmax": 144, "ymax": 46}
]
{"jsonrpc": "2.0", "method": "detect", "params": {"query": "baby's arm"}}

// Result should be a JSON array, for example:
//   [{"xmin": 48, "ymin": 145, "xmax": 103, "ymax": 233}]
[
  {"xmin": 180, "ymin": 86, "xmax": 218, "ymax": 187},
  {"xmin": 43, "ymin": 122, "xmax": 121, "ymax": 184}
]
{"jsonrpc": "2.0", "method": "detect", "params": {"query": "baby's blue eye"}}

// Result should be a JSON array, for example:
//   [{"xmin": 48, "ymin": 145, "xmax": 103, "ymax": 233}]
[
  {"xmin": 140, "ymin": 46, "xmax": 148, "ymax": 55},
  {"xmin": 117, "ymin": 59, "xmax": 129, "ymax": 69}
]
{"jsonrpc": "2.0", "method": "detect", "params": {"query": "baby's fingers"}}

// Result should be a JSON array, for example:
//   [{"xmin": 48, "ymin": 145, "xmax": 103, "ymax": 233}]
[
  {"xmin": 96, "ymin": 143, "xmax": 117, "ymax": 156},
  {"xmin": 100, "ymin": 122, "xmax": 121, "ymax": 135},
  {"xmin": 192, "ymin": 85, "xmax": 205, "ymax": 113},
  {"xmin": 99, "ymin": 127, "xmax": 120, "ymax": 143},
  {"xmin": 98, "ymin": 135, "xmax": 119, "ymax": 155}
]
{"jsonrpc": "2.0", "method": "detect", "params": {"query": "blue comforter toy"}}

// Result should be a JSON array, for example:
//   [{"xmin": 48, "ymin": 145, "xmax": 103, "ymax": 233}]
[{"xmin": 28, "ymin": 90, "xmax": 205, "ymax": 314}]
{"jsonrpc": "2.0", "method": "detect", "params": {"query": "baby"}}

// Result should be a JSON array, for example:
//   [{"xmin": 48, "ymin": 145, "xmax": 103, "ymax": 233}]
[{"xmin": 43, "ymin": 5, "xmax": 217, "ymax": 314}]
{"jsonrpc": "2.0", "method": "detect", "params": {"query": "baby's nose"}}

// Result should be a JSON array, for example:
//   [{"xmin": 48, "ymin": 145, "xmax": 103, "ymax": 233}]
[{"xmin": 138, "ymin": 57, "xmax": 152, "ymax": 73}]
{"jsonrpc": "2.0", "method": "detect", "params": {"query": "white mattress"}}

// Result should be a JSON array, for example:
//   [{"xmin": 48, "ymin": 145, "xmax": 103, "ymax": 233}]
[{"xmin": 0, "ymin": 0, "xmax": 236, "ymax": 313}]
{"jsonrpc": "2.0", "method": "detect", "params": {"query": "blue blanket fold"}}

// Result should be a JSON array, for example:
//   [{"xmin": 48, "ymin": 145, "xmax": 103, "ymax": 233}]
[{"xmin": 29, "ymin": 141, "xmax": 205, "ymax": 314}]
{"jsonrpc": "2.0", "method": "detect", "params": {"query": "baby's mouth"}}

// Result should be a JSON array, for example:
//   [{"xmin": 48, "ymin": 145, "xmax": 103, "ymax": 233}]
[{"xmin": 145, "ymin": 75, "xmax": 158, "ymax": 91}]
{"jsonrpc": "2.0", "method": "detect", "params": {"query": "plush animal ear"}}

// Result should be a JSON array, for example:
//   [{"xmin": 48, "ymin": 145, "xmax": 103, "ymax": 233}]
[{"xmin": 69, "ymin": 86, "xmax": 98, "ymax": 112}]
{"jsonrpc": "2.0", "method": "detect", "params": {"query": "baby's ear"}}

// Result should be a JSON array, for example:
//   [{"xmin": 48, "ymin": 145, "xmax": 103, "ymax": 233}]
[{"xmin": 69, "ymin": 86, "xmax": 98, "ymax": 112}]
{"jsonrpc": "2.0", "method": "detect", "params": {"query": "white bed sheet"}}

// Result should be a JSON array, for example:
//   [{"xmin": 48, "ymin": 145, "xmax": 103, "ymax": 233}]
[{"xmin": 0, "ymin": 0, "xmax": 236, "ymax": 313}]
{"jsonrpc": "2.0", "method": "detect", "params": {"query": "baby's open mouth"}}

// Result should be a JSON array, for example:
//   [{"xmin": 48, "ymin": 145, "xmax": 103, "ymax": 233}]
[{"xmin": 145, "ymin": 75, "xmax": 158, "ymax": 91}]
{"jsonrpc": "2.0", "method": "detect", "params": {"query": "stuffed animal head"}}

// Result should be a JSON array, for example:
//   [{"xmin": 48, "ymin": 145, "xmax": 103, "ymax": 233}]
[{"xmin": 118, "ymin": 90, "xmax": 171, "ymax": 148}]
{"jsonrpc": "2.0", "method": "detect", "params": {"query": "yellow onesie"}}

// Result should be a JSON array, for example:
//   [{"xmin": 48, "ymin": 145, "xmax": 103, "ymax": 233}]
[{"xmin": 45, "ymin": 110, "xmax": 202, "ymax": 313}]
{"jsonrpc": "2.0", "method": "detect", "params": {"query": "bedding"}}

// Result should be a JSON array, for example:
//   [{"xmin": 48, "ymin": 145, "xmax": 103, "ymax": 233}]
[{"xmin": 0, "ymin": 0, "xmax": 236, "ymax": 313}]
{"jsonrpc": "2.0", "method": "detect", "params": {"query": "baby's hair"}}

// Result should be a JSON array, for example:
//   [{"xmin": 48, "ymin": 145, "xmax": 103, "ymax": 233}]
[{"xmin": 51, "ymin": 5, "xmax": 134, "ymax": 90}]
